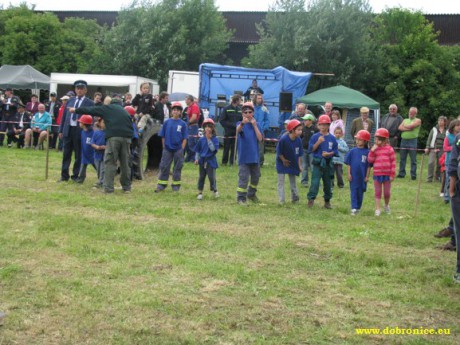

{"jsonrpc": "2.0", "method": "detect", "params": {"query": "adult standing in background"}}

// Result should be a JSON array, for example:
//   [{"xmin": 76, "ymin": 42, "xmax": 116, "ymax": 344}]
[
  {"xmin": 45, "ymin": 92, "xmax": 61, "ymax": 149},
  {"xmin": 252, "ymin": 93, "xmax": 270, "ymax": 166},
  {"xmin": 220, "ymin": 94, "xmax": 242, "ymax": 166},
  {"xmin": 244, "ymin": 79, "xmax": 264, "ymax": 100},
  {"xmin": 380, "ymin": 104, "xmax": 403, "ymax": 148},
  {"xmin": 397, "ymin": 107, "xmax": 422, "ymax": 180},
  {"xmin": 321, "ymin": 102, "xmax": 333, "ymax": 119},
  {"xmin": 58, "ymin": 80, "xmax": 94, "ymax": 182},
  {"xmin": 1, "ymin": 88, "xmax": 21, "ymax": 146},
  {"xmin": 424, "ymin": 116, "xmax": 447, "ymax": 182},
  {"xmin": 289, "ymin": 103, "xmax": 312, "ymax": 121},
  {"xmin": 350, "ymin": 107, "xmax": 374, "ymax": 139},
  {"xmin": 184, "ymin": 95, "xmax": 201, "ymax": 162}
]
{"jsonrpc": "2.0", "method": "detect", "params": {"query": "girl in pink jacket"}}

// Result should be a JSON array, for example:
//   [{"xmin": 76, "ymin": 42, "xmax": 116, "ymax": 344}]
[{"xmin": 368, "ymin": 128, "xmax": 396, "ymax": 216}]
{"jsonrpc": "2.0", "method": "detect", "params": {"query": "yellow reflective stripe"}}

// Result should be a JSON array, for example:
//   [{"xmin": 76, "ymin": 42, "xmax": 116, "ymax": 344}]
[
  {"xmin": 172, "ymin": 181, "xmax": 181, "ymax": 185},
  {"xmin": 157, "ymin": 180, "xmax": 168, "ymax": 185},
  {"xmin": 237, "ymin": 187, "xmax": 247, "ymax": 193},
  {"xmin": 249, "ymin": 184, "xmax": 258, "ymax": 189}
]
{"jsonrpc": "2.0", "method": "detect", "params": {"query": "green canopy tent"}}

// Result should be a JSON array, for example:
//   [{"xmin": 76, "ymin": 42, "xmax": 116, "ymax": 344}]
[{"xmin": 297, "ymin": 85, "xmax": 380, "ymax": 145}]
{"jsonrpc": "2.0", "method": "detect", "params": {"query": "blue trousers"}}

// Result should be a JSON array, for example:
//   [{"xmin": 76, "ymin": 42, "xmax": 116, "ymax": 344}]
[
  {"xmin": 186, "ymin": 124, "xmax": 198, "ymax": 162},
  {"xmin": 399, "ymin": 138, "xmax": 418, "ymax": 178},
  {"xmin": 350, "ymin": 186, "xmax": 365, "ymax": 210}
]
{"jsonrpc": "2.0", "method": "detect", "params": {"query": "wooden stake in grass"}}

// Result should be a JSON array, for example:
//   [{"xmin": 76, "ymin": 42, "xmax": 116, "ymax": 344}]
[
  {"xmin": 414, "ymin": 152, "xmax": 425, "ymax": 217},
  {"xmin": 45, "ymin": 130, "xmax": 50, "ymax": 180}
]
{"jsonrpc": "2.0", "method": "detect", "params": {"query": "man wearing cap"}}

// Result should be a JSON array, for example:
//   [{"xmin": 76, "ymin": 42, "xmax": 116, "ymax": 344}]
[
  {"xmin": 350, "ymin": 107, "xmax": 375, "ymax": 139},
  {"xmin": 58, "ymin": 80, "xmax": 94, "ymax": 182},
  {"xmin": 11, "ymin": 103, "xmax": 31, "ymax": 148},
  {"xmin": 219, "ymin": 94, "xmax": 242, "ymax": 166},
  {"xmin": 70, "ymin": 94, "xmax": 134, "ymax": 193},
  {"xmin": 1, "ymin": 88, "xmax": 21, "ymax": 146},
  {"xmin": 46, "ymin": 92, "xmax": 61, "ymax": 149},
  {"xmin": 397, "ymin": 107, "xmax": 422, "ymax": 180}
]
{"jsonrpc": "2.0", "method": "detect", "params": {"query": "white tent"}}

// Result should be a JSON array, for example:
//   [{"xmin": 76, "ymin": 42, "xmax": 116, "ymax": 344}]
[{"xmin": 50, "ymin": 73, "xmax": 160, "ymax": 98}]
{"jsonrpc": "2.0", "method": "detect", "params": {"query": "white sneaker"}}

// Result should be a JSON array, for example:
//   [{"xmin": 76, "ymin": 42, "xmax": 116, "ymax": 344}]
[
  {"xmin": 197, "ymin": 194, "xmax": 203, "ymax": 200},
  {"xmin": 351, "ymin": 209, "xmax": 357, "ymax": 216},
  {"xmin": 384, "ymin": 205, "xmax": 391, "ymax": 214},
  {"xmin": 375, "ymin": 209, "xmax": 381, "ymax": 216},
  {"xmin": 214, "ymin": 191, "xmax": 219, "ymax": 198},
  {"xmin": 440, "ymin": 193, "xmax": 445, "ymax": 197}
]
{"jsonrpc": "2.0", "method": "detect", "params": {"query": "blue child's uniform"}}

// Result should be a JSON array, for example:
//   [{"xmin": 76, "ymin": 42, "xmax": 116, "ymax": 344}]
[
  {"xmin": 157, "ymin": 118, "xmax": 188, "ymax": 191},
  {"xmin": 81, "ymin": 128, "xmax": 95, "ymax": 165},
  {"xmin": 345, "ymin": 147, "xmax": 370, "ymax": 210},
  {"xmin": 91, "ymin": 129, "xmax": 106, "ymax": 186},
  {"xmin": 91, "ymin": 129, "xmax": 106, "ymax": 161},
  {"xmin": 77, "ymin": 128, "xmax": 96, "ymax": 183},
  {"xmin": 195, "ymin": 135, "xmax": 219, "ymax": 192},
  {"xmin": 276, "ymin": 133, "xmax": 304, "ymax": 203},
  {"xmin": 307, "ymin": 132, "xmax": 338, "ymax": 203},
  {"xmin": 237, "ymin": 121, "xmax": 262, "ymax": 202},
  {"xmin": 276, "ymin": 134, "xmax": 304, "ymax": 176}
]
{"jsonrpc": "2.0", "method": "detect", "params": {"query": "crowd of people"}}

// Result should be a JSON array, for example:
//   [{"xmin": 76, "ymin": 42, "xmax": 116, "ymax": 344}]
[{"xmin": 1, "ymin": 79, "xmax": 460, "ymax": 282}]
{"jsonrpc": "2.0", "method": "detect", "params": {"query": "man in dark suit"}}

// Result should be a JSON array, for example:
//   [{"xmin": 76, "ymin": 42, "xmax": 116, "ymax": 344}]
[
  {"xmin": 45, "ymin": 92, "xmax": 61, "ymax": 149},
  {"xmin": 13, "ymin": 103, "xmax": 31, "ymax": 148},
  {"xmin": 58, "ymin": 80, "xmax": 95, "ymax": 182}
]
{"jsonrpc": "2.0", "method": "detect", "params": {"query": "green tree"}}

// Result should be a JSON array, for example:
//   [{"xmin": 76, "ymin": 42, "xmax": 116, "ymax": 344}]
[
  {"xmin": 0, "ymin": 4, "xmax": 106, "ymax": 75},
  {"xmin": 373, "ymin": 8, "xmax": 460, "ymax": 141},
  {"xmin": 243, "ymin": 0, "xmax": 378, "ymax": 93},
  {"xmin": 101, "ymin": 0, "xmax": 232, "ymax": 90}
]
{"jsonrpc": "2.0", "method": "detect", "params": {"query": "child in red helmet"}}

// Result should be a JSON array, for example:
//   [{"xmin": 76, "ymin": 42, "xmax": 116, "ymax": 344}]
[
  {"xmin": 195, "ymin": 118, "xmax": 219, "ymax": 200},
  {"xmin": 368, "ymin": 128, "xmax": 396, "ymax": 216},
  {"xmin": 236, "ymin": 101, "xmax": 263, "ymax": 205},
  {"xmin": 76, "ymin": 115, "xmax": 96, "ymax": 183},
  {"xmin": 91, "ymin": 117, "xmax": 106, "ymax": 188},
  {"xmin": 307, "ymin": 114, "xmax": 338, "ymax": 209},
  {"xmin": 345, "ymin": 130, "xmax": 371, "ymax": 215},
  {"xmin": 276, "ymin": 119, "xmax": 304, "ymax": 204},
  {"xmin": 155, "ymin": 102, "xmax": 188, "ymax": 192}
]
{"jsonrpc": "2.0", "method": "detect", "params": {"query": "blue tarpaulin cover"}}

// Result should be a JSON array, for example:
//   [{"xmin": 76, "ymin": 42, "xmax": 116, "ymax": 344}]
[{"xmin": 199, "ymin": 63, "xmax": 312, "ymax": 127}]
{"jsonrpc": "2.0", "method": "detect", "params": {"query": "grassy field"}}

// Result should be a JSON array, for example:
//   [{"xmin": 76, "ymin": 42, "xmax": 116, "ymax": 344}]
[{"xmin": 0, "ymin": 146, "xmax": 458, "ymax": 345}]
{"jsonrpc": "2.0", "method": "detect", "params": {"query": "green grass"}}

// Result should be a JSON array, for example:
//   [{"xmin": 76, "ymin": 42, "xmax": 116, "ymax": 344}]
[{"xmin": 0, "ymin": 146, "xmax": 458, "ymax": 344}]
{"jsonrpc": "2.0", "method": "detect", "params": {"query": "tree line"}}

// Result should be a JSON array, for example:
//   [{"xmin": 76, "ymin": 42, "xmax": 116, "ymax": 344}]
[{"xmin": 1, "ymin": 0, "xmax": 459, "ymax": 143}]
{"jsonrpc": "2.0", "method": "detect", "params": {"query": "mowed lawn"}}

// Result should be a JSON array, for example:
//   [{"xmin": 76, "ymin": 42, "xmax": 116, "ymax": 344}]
[{"xmin": 0, "ymin": 146, "xmax": 458, "ymax": 345}]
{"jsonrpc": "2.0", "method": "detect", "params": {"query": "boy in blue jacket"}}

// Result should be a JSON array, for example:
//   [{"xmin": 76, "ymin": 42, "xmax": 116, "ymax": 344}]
[{"xmin": 307, "ymin": 115, "xmax": 338, "ymax": 209}]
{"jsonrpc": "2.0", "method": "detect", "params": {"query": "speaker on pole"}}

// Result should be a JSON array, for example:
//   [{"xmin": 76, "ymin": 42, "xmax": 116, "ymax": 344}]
[{"xmin": 279, "ymin": 92, "xmax": 293, "ymax": 112}]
